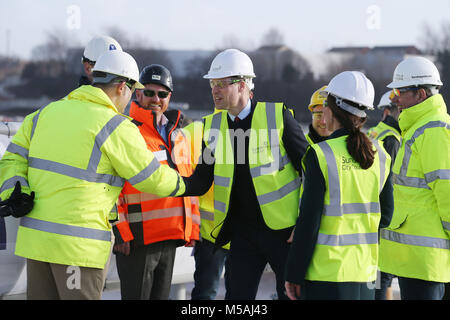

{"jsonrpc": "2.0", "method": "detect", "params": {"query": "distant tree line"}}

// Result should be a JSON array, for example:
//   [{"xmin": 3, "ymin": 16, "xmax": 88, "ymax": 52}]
[{"xmin": 2, "ymin": 24, "xmax": 450, "ymax": 127}]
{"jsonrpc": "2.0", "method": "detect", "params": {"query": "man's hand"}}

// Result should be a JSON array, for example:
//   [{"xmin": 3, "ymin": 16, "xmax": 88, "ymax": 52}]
[
  {"xmin": 287, "ymin": 227, "xmax": 295, "ymax": 243},
  {"xmin": 285, "ymin": 281, "xmax": 301, "ymax": 300},
  {"xmin": 113, "ymin": 242, "xmax": 130, "ymax": 256},
  {"xmin": 185, "ymin": 240, "xmax": 196, "ymax": 247},
  {"xmin": 0, "ymin": 181, "xmax": 35, "ymax": 218}
]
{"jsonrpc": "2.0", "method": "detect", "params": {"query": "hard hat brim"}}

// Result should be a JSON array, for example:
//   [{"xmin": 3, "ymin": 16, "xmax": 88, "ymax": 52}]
[{"xmin": 134, "ymin": 82, "xmax": 145, "ymax": 89}]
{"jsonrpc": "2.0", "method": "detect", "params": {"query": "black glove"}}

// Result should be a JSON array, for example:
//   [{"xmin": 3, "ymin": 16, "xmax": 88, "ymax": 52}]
[{"xmin": 0, "ymin": 181, "xmax": 35, "ymax": 218}]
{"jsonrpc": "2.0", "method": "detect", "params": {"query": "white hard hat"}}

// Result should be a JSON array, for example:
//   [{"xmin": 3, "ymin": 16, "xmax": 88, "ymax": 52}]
[
  {"xmin": 83, "ymin": 35, "xmax": 122, "ymax": 63},
  {"xmin": 92, "ymin": 50, "xmax": 144, "ymax": 89},
  {"xmin": 387, "ymin": 56, "xmax": 442, "ymax": 88},
  {"xmin": 321, "ymin": 71, "xmax": 375, "ymax": 117},
  {"xmin": 377, "ymin": 90, "xmax": 394, "ymax": 109},
  {"xmin": 204, "ymin": 49, "xmax": 256, "ymax": 80}
]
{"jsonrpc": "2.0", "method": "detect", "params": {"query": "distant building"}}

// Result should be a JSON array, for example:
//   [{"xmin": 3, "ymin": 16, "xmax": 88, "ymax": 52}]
[
  {"xmin": 318, "ymin": 45, "xmax": 428, "ymax": 80},
  {"xmin": 328, "ymin": 47, "xmax": 371, "ymax": 55}
]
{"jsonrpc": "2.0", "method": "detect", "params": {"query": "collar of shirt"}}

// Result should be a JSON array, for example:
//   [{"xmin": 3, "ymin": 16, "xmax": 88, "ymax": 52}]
[
  {"xmin": 228, "ymin": 99, "xmax": 251, "ymax": 122},
  {"xmin": 156, "ymin": 113, "xmax": 169, "ymax": 143}
]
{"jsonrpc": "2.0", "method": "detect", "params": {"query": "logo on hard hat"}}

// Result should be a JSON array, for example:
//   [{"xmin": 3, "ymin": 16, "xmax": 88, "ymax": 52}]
[
  {"xmin": 412, "ymin": 75, "xmax": 432, "ymax": 78},
  {"xmin": 109, "ymin": 44, "xmax": 117, "ymax": 50},
  {"xmin": 152, "ymin": 75, "xmax": 161, "ymax": 80},
  {"xmin": 394, "ymin": 74, "xmax": 404, "ymax": 81}
]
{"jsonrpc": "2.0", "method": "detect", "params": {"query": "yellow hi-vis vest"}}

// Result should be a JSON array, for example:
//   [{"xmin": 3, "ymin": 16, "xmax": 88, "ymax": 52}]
[
  {"xmin": 203, "ymin": 102, "xmax": 301, "ymax": 238},
  {"xmin": 183, "ymin": 121, "xmax": 230, "ymax": 249},
  {"xmin": 0, "ymin": 85, "xmax": 184, "ymax": 269},
  {"xmin": 305, "ymin": 136, "xmax": 390, "ymax": 282},
  {"xmin": 379, "ymin": 94, "xmax": 450, "ymax": 282},
  {"xmin": 367, "ymin": 121, "xmax": 401, "ymax": 143}
]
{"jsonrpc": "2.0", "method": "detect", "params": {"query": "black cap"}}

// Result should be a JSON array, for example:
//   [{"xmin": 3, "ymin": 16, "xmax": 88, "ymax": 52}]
[{"xmin": 139, "ymin": 64, "xmax": 173, "ymax": 92}]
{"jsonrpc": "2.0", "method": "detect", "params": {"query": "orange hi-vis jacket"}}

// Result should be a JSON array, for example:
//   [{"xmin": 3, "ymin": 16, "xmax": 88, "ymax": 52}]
[{"xmin": 114, "ymin": 101, "xmax": 200, "ymax": 246}]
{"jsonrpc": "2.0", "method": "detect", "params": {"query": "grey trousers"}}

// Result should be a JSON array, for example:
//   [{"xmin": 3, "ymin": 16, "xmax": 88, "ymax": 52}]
[{"xmin": 115, "ymin": 240, "xmax": 177, "ymax": 300}]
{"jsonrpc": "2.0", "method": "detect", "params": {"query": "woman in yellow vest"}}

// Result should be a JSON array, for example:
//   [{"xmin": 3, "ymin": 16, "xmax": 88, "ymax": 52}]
[{"xmin": 285, "ymin": 71, "xmax": 393, "ymax": 300}]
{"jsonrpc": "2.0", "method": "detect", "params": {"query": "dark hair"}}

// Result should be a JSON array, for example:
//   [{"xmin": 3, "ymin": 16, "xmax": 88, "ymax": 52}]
[{"xmin": 327, "ymin": 95, "xmax": 376, "ymax": 169}]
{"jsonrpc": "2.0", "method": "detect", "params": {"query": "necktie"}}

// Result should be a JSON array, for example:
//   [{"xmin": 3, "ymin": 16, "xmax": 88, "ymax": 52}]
[{"xmin": 234, "ymin": 116, "xmax": 240, "ymax": 123}]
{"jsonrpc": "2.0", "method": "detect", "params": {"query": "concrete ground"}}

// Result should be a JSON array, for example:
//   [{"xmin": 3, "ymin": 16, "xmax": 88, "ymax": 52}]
[{"xmin": 101, "ymin": 271, "xmax": 401, "ymax": 300}]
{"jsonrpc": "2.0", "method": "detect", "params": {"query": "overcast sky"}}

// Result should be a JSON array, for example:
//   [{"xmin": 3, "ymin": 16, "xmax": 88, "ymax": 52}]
[{"xmin": 1, "ymin": 0, "xmax": 449, "ymax": 59}]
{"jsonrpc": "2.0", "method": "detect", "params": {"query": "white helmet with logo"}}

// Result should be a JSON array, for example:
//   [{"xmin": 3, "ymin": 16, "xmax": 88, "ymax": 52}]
[
  {"xmin": 320, "ymin": 71, "xmax": 375, "ymax": 117},
  {"xmin": 204, "ymin": 49, "xmax": 255, "ymax": 89},
  {"xmin": 92, "ymin": 50, "xmax": 144, "ymax": 89},
  {"xmin": 387, "ymin": 56, "xmax": 442, "ymax": 89},
  {"xmin": 83, "ymin": 35, "xmax": 122, "ymax": 63}
]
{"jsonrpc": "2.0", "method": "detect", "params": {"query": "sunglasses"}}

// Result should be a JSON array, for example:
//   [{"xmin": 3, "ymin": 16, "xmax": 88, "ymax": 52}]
[
  {"xmin": 209, "ymin": 78, "xmax": 242, "ymax": 89},
  {"xmin": 393, "ymin": 87, "xmax": 420, "ymax": 97},
  {"xmin": 142, "ymin": 89, "xmax": 170, "ymax": 99}
]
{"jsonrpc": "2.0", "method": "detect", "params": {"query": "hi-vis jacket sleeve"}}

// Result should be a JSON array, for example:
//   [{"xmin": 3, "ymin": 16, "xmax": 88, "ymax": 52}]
[
  {"xmin": 102, "ymin": 119, "xmax": 185, "ymax": 198},
  {"xmin": 0, "ymin": 111, "xmax": 36, "ymax": 200}
]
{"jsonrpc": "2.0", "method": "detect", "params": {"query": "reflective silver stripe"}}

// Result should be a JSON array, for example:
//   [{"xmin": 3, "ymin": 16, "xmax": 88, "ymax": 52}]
[
  {"xmin": 128, "ymin": 208, "xmax": 185, "ymax": 223},
  {"xmin": 392, "ymin": 173, "xmax": 430, "ymax": 190},
  {"xmin": 20, "ymin": 216, "xmax": 111, "ymax": 242},
  {"xmin": 0, "ymin": 176, "xmax": 29, "ymax": 195},
  {"xmin": 381, "ymin": 229, "xmax": 450, "ymax": 250},
  {"xmin": 153, "ymin": 150, "xmax": 167, "ymax": 162},
  {"xmin": 214, "ymin": 175, "xmax": 230, "ymax": 187},
  {"xmin": 168, "ymin": 174, "xmax": 182, "ymax": 197},
  {"xmin": 124, "ymin": 193, "xmax": 160, "ymax": 203},
  {"xmin": 317, "ymin": 232, "xmax": 378, "ymax": 246},
  {"xmin": 6, "ymin": 142, "xmax": 29, "ymax": 159},
  {"xmin": 190, "ymin": 197, "xmax": 199, "ymax": 206},
  {"xmin": 87, "ymin": 115, "xmax": 126, "ymax": 172},
  {"xmin": 325, "ymin": 202, "xmax": 381, "ymax": 216},
  {"xmin": 377, "ymin": 129, "xmax": 391, "ymax": 141},
  {"xmin": 424, "ymin": 169, "xmax": 450, "ymax": 184},
  {"xmin": 29, "ymin": 157, "xmax": 125, "ymax": 187},
  {"xmin": 377, "ymin": 129, "xmax": 400, "ymax": 142},
  {"xmin": 257, "ymin": 177, "xmax": 300, "ymax": 206},
  {"xmin": 442, "ymin": 221, "xmax": 450, "ymax": 232},
  {"xmin": 372, "ymin": 139, "xmax": 386, "ymax": 193},
  {"xmin": 394, "ymin": 121, "xmax": 450, "ymax": 190},
  {"xmin": 317, "ymin": 141, "xmax": 341, "ymax": 214},
  {"xmin": 28, "ymin": 114, "xmax": 127, "ymax": 187},
  {"xmin": 200, "ymin": 210, "xmax": 214, "ymax": 221},
  {"xmin": 214, "ymin": 200, "xmax": 226, "ymax": 213},
  {"xmin": 318, "ymin": 141, "xmax": 382, "ymax": 217},
  {"xmin": 250, "ymin": 154, "xmax": 290, "ymax": 177},
  {"xmin": 127, "ymin": 157, "xmax": 160, "ymax": 186},
  {"xmin": 30, "ymin": 107, "xmax": 44, "ymax": 141},
  {"xmin": 399, "ymin": 121, "xmax": 449, "ymax": 177},
  {"xmin": 192, "ymin": 214, "xmax": 201, "ymax": 225},
  {"xmin": 265, "ymin": 102, "xmax": 278, "ymax": 146},
  {"xmin": 206, "ymin": 112, "xmax": 223, "ymax": 153}
]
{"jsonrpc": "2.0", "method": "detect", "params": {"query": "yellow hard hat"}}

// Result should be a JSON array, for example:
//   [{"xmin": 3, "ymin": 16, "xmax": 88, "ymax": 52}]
[{"xmin": 308, "ymin": 85, "xmax": 327, "ymax": 112}]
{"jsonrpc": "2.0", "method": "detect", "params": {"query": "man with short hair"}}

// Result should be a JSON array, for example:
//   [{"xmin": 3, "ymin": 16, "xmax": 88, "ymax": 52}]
[
  {"xmin": 181, "ymin": 49, "xmax": 308, "ymax": 300},
  {"xmin": 379, "ymin": 56, "xmax": 450, "ymax": 300},
  {"xmin": 113, "ymin": 64, "xmax": 200, "ymax": 300},
  {"xmin": 0, "ymin": 50, "xmax": 185, "ymax": 300}
]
